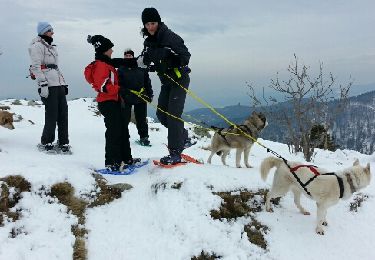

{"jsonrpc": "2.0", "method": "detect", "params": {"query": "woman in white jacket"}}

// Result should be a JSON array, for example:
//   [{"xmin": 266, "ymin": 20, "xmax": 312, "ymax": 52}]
[{"xmin": 28, "ymin": 22, "xmax": 70, "ymax": 153}]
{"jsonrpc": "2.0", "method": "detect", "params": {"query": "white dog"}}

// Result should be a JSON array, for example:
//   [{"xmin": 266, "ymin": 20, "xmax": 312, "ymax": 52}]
[{"xmin": 260, "ymin": 156, "xmax": 371, "ymax": 235}]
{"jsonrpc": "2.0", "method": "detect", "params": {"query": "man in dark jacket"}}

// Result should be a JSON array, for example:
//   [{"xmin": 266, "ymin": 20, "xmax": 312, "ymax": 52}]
[
  {"xmin": 118, "ymin": 49, "xmax": 153, "ymax": 146},
  {"xmin": 140, "ymin": 7, "xmax": 196, "ymax": 165}
]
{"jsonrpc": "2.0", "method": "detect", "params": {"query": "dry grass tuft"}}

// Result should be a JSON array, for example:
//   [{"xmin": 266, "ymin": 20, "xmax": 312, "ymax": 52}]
[
  {"xmin": 210, "ymin": 189, "xmax": 276, "ymax": 250},
  {"xmin": 88, "ymin": 174, "xmax": 132, "ymax": 208},
  {"xmin": 191, "ymin": 250, "xmax": 222, "ymax": 260},
  {"xmin": 73, "ymin": 237, "xmax": 87, "ymax": 260},
  {"xmin": 0, "ymin": 175, "xmax": 31, "ymax": 226}
]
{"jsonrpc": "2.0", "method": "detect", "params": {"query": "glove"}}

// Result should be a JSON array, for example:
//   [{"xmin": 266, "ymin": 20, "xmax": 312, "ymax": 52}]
[
  {"xmin": 142, "ymin": 52, "xmax": 151, "ymax": 66},
  {"xmin": 168, "ymin": 54, "xmax": 181, "ymax": 68},
  {"xmin": 157, "ymin": 47, "xmax": 172, "ymax": 61},
  {"xmin": 155, "ymin": 60, "xmax": 169, "ymax": 74},
  {"xmin": 148, "ymin": 65, "xmax": 156, "ymax": 72},
  {"xmin": 64, "ymin": 85, "xmax": 68, "ymax": 95},
  {"xmin": 38, "ymin": 81, "xmax": 49, "ymax": 98}
]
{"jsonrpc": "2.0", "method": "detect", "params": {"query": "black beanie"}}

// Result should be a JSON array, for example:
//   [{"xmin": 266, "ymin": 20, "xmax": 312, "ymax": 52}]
[
  {"xmin": 142, "ymin": 7, "xmax": 161, "ymax": 25},
  {"xmin": 87, "ymin": 35, "xmax": 114, "ymax": 53},
  {"xmin": 124, "ymin": 48, "xmax": 135, "ymax": 57}
]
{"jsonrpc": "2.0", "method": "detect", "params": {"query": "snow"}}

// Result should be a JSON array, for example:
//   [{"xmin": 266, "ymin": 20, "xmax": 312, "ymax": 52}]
[{"xmin": 0, "ymin": 98, "xmax": 374, "ymax": 260}]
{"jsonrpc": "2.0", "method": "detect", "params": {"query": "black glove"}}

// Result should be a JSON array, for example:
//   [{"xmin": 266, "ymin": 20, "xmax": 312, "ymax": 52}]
[
  {"xmin": 64, "ymin": 85, "xmax": 68, "ymax": 95},
  {"xmin": 168, "ymin": 54, "xmax": 181, "ymax": 68},
  {"xmin": 155, "ymin": 60, "xmax": 169, "ymax": 74},
  {"xmin": 148, "ymin": 65, "xmax": 156, "ymax": 72},
  {"xmin": 157, "ymin": 47, "xmax": 172, "ymax": 61},
  {"xmin": 143, "ymin": 52, "xmax": 151, "ymax": 66}
]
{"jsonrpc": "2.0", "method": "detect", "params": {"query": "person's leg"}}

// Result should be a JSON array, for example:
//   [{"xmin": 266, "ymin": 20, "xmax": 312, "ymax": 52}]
[
  {"xmin": 98, "ymin": 101, "xmax": 123, "ymax": 166},
  {"xmin": 41, "ymin": 87, "xmax": 58, "ymax": 145},
  {"xmin": 120, "ymin": 103, "xmax": 133, "ymax": 163},
  {"xmin": 57, "ymin": 86, "xmax": 69, "ymax": 145},
  {"xmin": 134, "ymin": 103, "xmax": 149, "ymax": 139},
  {"xmin": 156, "ymin": 84, "xmax": 170, "ymax": 128},
  {"xmin": 166, "ymin": 75, "xmax": 190, "ymax": 151}
]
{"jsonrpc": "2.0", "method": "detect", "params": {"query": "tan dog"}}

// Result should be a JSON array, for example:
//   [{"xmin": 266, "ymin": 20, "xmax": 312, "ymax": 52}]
[
  {"xmin": 207, "ymin": 111, "xmax": 267, "ymax": 168},
  {"xmin": 0, "ymin": 110, "xmax": 15, "ymax": 130},
  {"xmin": 261, "ymin": 157, "xmax": 371, "ymax": 235}
]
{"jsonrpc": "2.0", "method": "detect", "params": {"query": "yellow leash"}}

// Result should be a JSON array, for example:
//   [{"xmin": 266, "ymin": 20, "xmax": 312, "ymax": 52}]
[
  {"xmin": 129, "ymin": 88, "xmax": 242, "ymax": 137},
  {"xmin": 161, "ymin": 73, "xmax": 267, "ymax": 149}
]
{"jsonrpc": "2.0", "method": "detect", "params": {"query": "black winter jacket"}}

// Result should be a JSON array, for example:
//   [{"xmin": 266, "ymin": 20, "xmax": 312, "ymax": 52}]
[
  {"xmin": 118, "ymin": 58, "xmax": 153, "ymax": 104},
  {"xmin": 143, "ymin": 23, "xmax": 191, "ymax": 80}
]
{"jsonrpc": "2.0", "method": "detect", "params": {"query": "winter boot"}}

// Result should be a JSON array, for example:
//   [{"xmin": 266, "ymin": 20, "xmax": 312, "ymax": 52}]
[
  {"xmin": 183, "ymin": 137, "xmax": 197, "ymax": 149},
  {"xmin": 160, "ymin": 149, "xmax": 182, "ymax": 165},
  {"xmin": 37, "ymin": 143, "xmax": 55, "ymax": 153},
  {"xmin": 104, "ymin": 163, "xmax": 121, "ymax": 172},
  {"xmin": 58, "ymin": 144, "xmax": 72, "ymax": 154},
  {"xmin": 139, "ymin": 137, "xmax": 151, "ymax": 146},
  {"xmin": 121, "ymin": 158, "xmax": 142, "ymax": 169}
]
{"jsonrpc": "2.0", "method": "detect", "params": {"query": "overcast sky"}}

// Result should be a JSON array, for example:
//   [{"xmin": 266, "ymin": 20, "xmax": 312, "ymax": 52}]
[{"xmin": 0, "ymin": 0, "xmax": 374, "ymax": 110}]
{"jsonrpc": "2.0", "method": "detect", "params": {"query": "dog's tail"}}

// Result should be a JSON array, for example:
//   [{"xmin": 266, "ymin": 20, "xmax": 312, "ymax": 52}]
[
  {"xmin": 260, "ymin": 156, "xmax": 284, "ymax": 181},
  {"xmin": 201, "ymin": 145, "xmax": 223, "ymax": 155}
]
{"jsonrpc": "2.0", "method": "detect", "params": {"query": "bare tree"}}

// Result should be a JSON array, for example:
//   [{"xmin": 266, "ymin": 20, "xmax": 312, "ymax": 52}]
[{"xmin": 248, "ymin": 54, "xmax": 352, "ymax": 161}]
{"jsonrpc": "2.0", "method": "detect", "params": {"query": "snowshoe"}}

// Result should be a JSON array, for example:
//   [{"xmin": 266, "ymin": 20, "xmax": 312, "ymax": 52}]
[
  {"xmin": 37, "ymin": 143, "xmax": 56, "ymax": 154},
  {"xmin": 56, "ymin": 144, "xmax": 72, "ymax": 155},
  {"xmin": 153, "ymin": 154, "xmax": 203, "ymax": 168}
]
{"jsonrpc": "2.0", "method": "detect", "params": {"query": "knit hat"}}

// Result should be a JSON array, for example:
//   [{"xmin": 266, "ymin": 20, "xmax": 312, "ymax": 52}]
[
  {"xmin": 37, "ymin": 22, "xmax": 53, "ymax": 35},
  {"xmin": 124, "ymin": 48, "xmax": 135, "ymax": 57},
  {"xmin": 142, "ymin": 7, "xmax": 161, "ymax": 25},
  {"xmin": 87, "ymin": 35, "xmax": 114, "ymax": 53}
]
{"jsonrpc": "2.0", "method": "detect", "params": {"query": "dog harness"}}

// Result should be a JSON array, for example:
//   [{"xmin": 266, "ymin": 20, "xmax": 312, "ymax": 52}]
[
  {"xmin": 211, "ymin": 124, "xmax": 258, "ymax": 146},
  {"xmin": 289, "ymin": 164, "xmax": 344, "ymax": 198}
]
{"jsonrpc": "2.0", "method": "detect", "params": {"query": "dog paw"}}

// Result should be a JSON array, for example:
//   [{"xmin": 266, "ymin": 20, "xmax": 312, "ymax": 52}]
[
  {"xmin": 302, "ymin": 211, "xmax": 311, "ymax": 215},
  {"xmin": 266, "ymin": 207, "xmax": 274, "ymax": 213},
  {"xmin": 316, "ymin": 227, "xmax": 325, "ymax": 235},
  {"xmin": 236, "ymin": 165, "xmax": 242, "ymax": 168},
  {"xmin": 322, "ymin": 221, "xmax": 328, "ymax": 226},
  {"xmin": 245, "ymin": 164, "xmax": 253, "ymax": 168}
]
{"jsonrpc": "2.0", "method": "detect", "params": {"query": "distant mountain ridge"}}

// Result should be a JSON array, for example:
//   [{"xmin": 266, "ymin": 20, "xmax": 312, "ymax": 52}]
[{"xmin": 185, "ymin": 90, "xmax": 375, "ymax": 154}]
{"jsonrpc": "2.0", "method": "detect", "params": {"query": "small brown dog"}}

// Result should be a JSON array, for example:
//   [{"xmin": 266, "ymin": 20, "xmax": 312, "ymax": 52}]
[
  {"xmin": 0, "ymin": 110, "xmax": 15, "ymax": 130},
  {"xmin": 207, "ymin": 111, "xmax": 267, "ymax": 168}
]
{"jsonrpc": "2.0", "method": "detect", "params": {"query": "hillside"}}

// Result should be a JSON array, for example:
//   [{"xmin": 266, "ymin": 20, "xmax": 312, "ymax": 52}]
[
  {"xmin": 0, "ymin": 98, "xmax": 374, "ymax": 260},
  {"xmin": 185, "ymin": 90, "xmax": 375, "ymax": 154}
]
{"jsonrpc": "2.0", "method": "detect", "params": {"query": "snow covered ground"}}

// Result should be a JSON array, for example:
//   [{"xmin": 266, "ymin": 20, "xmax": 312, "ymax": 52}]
[{"xmin": 0, "ymin": 98, "xmax": 374, "ymax": 260}]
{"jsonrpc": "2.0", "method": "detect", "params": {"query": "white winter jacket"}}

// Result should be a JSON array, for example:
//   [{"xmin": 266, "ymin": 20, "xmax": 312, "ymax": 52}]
[{"xmin": 28, "ymin": 36, "xmax": 67, "ymax": 87}]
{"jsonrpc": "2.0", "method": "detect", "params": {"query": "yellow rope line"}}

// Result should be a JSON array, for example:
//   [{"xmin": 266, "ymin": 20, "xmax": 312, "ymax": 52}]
[
  {"xmin": 162, "ymin": 73, "xmax": 267, "ymax": 149},
  {"xmin": 129, "ymin": 89, "xmax": 242, "ymax": 137}
]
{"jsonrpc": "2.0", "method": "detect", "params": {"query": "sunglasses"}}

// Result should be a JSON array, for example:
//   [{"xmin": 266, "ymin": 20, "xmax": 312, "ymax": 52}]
[{"xmin": 46, "ymin": 29, "xmax": 54, "ymax": 33}]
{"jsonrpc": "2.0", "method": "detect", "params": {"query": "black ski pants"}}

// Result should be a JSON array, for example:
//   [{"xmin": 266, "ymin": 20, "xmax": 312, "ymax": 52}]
[
  {"xmin": 156, "ymin": 73, "xmax": 190, "ymax": 151},
  {"xmin": 41, "ymin": 86, "xmax": 69, "ymax": 145},
  {"xmin": 98, "ymin": 100, "xmax": 132, "ymax": 166},
  {"xmin": 122, "ymin": 102, "xmax": 149, "ymax": 139}
]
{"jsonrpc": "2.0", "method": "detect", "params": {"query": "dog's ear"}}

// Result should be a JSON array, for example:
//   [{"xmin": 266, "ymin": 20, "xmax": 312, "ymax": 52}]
[
  {"xmin": 366, "ymin": 163, "xmax": 371, "ymax": 174},
  {"xmin": 353, "ymin": 158, "xmax": 359, "ymax": 166}
]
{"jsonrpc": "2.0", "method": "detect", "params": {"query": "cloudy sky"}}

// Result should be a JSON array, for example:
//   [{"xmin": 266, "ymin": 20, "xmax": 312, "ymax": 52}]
[{"xmin": 0, "ymin": 0, "xmax": 374, "ymax": 110}]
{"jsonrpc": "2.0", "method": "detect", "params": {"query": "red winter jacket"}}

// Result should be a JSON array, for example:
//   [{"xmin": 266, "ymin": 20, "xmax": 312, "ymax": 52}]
[{"xmin": 89, "ymin": 60, "xmax": 120, "ymax": 102}]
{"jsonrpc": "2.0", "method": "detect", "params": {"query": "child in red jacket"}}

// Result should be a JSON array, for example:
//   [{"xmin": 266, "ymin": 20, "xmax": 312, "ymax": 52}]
[{"xmin": 86, "ymin": 35, "xmax": 140, "ymax": 171}]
